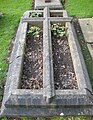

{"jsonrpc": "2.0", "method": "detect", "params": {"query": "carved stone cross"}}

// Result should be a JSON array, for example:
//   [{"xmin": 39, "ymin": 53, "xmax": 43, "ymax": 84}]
[{"xmin": 22, "ymin": 7, "xmax": 72, "ymax": 103}]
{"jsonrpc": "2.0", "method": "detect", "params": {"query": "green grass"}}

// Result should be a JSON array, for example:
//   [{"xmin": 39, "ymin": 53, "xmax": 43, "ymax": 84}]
[
  {"xmin": 65, "ymin": 0, "xmax": 93, "ymax": 17},
  {"xmin": 0, "ymin": 116, "xmax": 92, "ymax": 120},
  {"xmin": 0, "ymin": 0, "xmax": 31, "ymax": 82}
]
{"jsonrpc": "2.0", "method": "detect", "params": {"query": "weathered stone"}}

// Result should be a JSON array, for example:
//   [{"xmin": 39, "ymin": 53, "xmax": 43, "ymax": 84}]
[
  {"xmin": 43, "ymin": 7, "xmax": 55, "ymax": 103},
  {"xmin": 79, "ymin": 18, "xmax": 93, "ymax": 61},
  {"xmin": 90, "ymin": 17, "xmax": 93, "ymax": 29},
  {"xmin": 79, "ymin": 18, "xmax": 93, "ymax": 43},
  {"xmin": 35, "ymin": 0, "xmax": 63, "ymax": 10},
  {"xmin": 1, "ymin": 8, "xmax": 93, "ymax": 117}
]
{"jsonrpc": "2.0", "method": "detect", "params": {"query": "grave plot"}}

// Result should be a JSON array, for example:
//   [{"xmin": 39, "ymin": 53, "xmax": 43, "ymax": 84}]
[
  {"xmin": 21, "ymin": 21, "xmax": 43, "ymax": 90},
  {"xmin": 51, "ymin": 22, "xmax": 78, "ymax": 90},
  {"xmin": 35, "ymin": 0, "xmax": 63, "ymax": 10},
  {"xmin": 1, "ymin": 8, "xmax": 93, "ymax": 117}
]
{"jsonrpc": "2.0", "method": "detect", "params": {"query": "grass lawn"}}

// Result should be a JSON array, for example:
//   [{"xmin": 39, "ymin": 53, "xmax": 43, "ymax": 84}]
[
  {"xmin": 0, "ymin": 0, "xmax": 31, "ymax": 85},
  {"xmin": 0, "ymin": 116, "xmax": 92, "ymax": 120},
  {"xmin": 65, "ymin": 0, "xmax": 93, "ymax": 17}
]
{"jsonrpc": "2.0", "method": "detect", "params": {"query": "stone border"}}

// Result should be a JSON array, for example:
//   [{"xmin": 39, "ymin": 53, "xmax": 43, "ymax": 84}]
[{"xmin": 1, "ymin": 8, "xmax": 93, "ymax": 117}]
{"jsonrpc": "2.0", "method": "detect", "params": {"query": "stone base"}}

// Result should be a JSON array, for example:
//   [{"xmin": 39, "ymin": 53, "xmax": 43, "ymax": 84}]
[{"xmin": 35, "ymin": 0, "xmax": 63, "ymax": 9}]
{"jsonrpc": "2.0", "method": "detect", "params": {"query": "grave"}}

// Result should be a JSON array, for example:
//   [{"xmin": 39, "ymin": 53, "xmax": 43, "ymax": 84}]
[
  {"xmin": 35, "ymin": 0, "xmax": 63, "ymax": 10},
  {"xmin": 1, "ymin": 7, "xmax": 93, "ymax": 117}
]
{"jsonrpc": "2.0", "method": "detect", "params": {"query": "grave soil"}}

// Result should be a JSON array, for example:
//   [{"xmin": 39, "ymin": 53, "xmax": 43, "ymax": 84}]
[
  {"xmin": 21, "ymin": 30, "xmax": 78, "ymax": 89},
  {"xmin": 21, "ymin": 32, "xmax": 43, "ymax": 89},
  {"xmin": 52, "ymin": 35, "xmax": 78, "ymax": 89}
]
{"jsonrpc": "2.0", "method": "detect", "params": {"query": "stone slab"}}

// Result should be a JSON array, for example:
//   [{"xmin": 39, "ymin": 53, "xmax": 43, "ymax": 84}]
[
  {"xmin": 35, "ymin": 0, "xmax": 63, "ymax": 10},
  {"xmin": 1, "ymin": 106, "xmax": 93, "ymax": 117},
  {"xmin": 79, "ymin": 18, "xmax": 93, "ymax": 60},
  {"xmin": 79, "ymin": 18, "xmax": 93, "ymax": 43},
  {"xmin": 87, "ymin": 44, "xmax": 93, "ymax": 60},
  {"xmin": 90, "ymin": 17, "xmax": 93, "ymax": 29}
]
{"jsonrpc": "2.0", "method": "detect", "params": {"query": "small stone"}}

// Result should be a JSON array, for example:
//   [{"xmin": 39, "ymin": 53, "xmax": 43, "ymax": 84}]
[{"xmin": 60, "ymin": 112, "xmax": 64, "ymax": 116}]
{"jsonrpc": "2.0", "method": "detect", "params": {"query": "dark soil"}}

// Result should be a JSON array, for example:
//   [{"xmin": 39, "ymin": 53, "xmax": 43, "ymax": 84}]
[
  {"xmin": 50, "ymin": 13, "xmax": 63, "ymax": 17},
  {"xmin": 21, "ymin": 0, "xmax": 43, "ymax": 89},
  {"xmin": 91, "ymin": 44, "xmax": 93, "ymax": 49},
  {"xmin": 21, "ymin": 32, "xmax": 43, "ymax": 89},
  {"xmin": 21, "ymin": 27, "xmax": 78, "ymax": 90},
  {"xmin": 0, "ymin": 80, "xmax": 5, "ymax": 105},
  {"xmin": 52, "ymin": 35, "xmax": 78, "ymax": 89}
]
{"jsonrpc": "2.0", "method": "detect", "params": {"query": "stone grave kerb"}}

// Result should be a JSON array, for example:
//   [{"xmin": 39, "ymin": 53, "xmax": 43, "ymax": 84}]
[
  {"xmin": 35, "ymin": 0, "xmax": 63, "ymax": 10},
  {"xmin": 1, "ymin": 7, "xmax": 93, "ymax": 117}
]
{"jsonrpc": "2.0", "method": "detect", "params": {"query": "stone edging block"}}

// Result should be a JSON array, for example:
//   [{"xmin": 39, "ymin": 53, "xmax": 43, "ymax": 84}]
[{"xmin": 35, "ymin": 0, "xmax": 63, "ymax": 10}]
